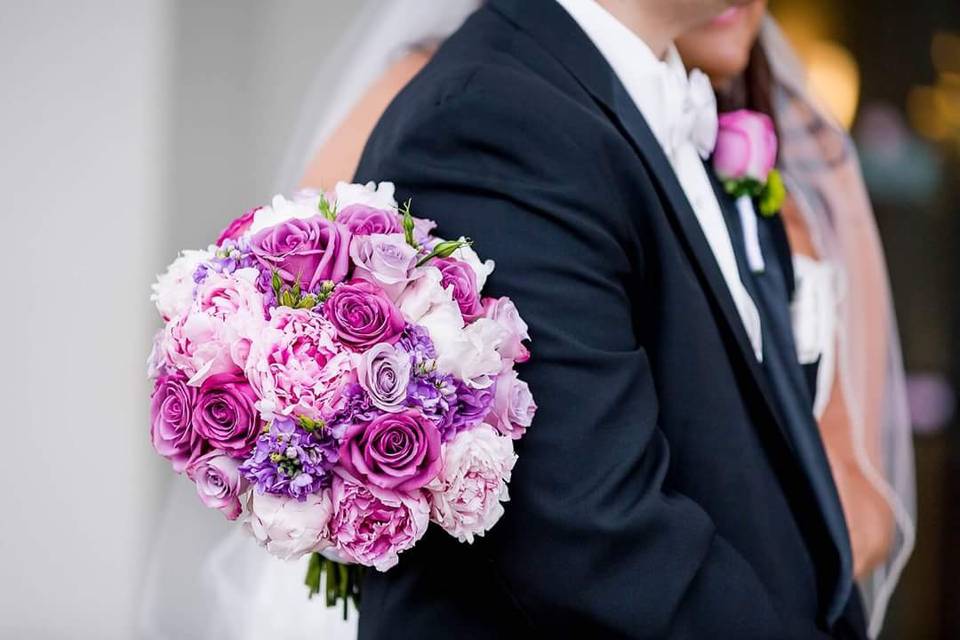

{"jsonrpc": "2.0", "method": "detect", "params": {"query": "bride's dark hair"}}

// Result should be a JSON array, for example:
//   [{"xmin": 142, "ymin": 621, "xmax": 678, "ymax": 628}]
[{"xmin": 716, "ymin": 42, "xmax": 779, "ymax": 153}]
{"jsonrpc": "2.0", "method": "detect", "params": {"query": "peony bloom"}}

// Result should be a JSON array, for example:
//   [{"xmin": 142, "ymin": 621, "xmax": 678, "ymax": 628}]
[
  {"xmin": 357, "ymin": 342, "xmax": 412, "ymax": 413},
  {"xmin": 349, "ymin": 233, "xmax": 418, "ymax": 300},
  {"xmin": 186, "ymin": 450, "xmax": 249, "ymax": 520},
  {"xmin": 483, "ymin": 369, "xmax": 537, "ymax": 440},
  {"xmin": 339, "ymin": 410, "xmax": 442, "ymax": 492},
  {"xmin": 192, "ymin": 372, "xmax": 262, "ymax": 457},
  {"xmin": 216, "ymin": 207, "xmax": 259, "ymax": 246},
  {"xmin": 245, "ymin": 307, "xmax": 352, "ymax": 421},
  {"xmin": 151, "ymin": 248, "xmax": 212, "ymax": 322},
  {"xmin": 427, "ymin": 425, "xmax": 517, "ymax": 543},
  {"xmin": 396, "ymin": 266, "xmax": 455, "ymax": 325},
  {"xmin": 713, "ymin": 109, "xmax": 778, "ymax": 184},
  {"xmin": 337, "ymin": 204, "xmax": 402, "ymax": 236},
  {"xmin": 246, "ymin": 490, "xmax": 333, "ymax": 560},
  {"xmin": 162, "ymin": 267, "xmax": 267, "ymax": 386},
  {"xmin": 334, "ymin": 181, "xmax": 397, "ymax": 212},
  {"xmin": 434, "ymin": 257, "xmax": 484, "ymax": 322},
  {"xmin": 423, "ymin": 314, "xmax": 505, "ymax": 390},
  {"xmin": 327, "ymin": 474, "xmax": 430, "ymax": 571},
  {"xmin": 483, "ymin": 297, "xmax": 531, "ymax": 364},
  {"xmin": 249, "ymin": 215, "xmax": 352, "ymax": 291},
  {"xmin": 325, "ymin": 280, "xmax": 405, "ymax": 352},
  {"xmin": 150, "ymin": 371, "xmax": 201, "ymax": 472}
]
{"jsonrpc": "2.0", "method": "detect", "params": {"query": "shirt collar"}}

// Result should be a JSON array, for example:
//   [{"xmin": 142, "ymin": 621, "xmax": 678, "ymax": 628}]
[{"xmin": 553, "ymin": 0, "xmax": 688, "ymax": 151}]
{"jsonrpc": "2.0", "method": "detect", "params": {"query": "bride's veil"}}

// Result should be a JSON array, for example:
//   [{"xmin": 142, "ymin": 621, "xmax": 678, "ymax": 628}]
[
  {"xmin": 139, "ymin": 2, "xmax": 479, "ymax": 639},
  {"xmin": 761, "ymin": 18, "xmax": 916, "ymax": 638}
]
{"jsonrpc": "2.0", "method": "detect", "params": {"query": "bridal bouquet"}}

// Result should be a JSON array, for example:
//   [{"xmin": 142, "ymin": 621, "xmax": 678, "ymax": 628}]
[{"xmin": 147, "ymin": 182, "xmax": 536, "ymax": 609}]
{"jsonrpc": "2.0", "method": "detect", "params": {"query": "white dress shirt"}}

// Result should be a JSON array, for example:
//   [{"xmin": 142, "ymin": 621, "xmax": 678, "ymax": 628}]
[{"xmin": 554, "ymin": 0, "xmax": 763, "ymax": 360}]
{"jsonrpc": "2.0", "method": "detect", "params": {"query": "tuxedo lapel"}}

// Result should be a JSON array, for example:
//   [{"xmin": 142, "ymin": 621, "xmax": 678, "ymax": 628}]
[{"xmin": 489, "ymin": 0, "xmax": 851, "ymax": 622}]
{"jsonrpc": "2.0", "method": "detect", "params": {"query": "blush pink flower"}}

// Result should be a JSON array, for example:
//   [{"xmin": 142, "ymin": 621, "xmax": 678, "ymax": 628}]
[
  {"xmin": 162, "ymin": 268, "xmax": 267, "ymax": 386},
  {"xmin": 483, "ymin": 296, "xmax": 531, "ymax": 364},
  {"xmin": 245, "ymin": 307, "xmax": 353, "ymax": 421},
  {"xmin": 427, "ymin": 425, "xmax": 517, "ymax": 543},
  {"xmin": 246, "ymin": 490, "xmax": 333, "ymax": 560},
  {"xmin": 713, "ymin": 109, "xmax": 778, "ymax": 183},
  {"xmin": 327, "ymin": 474, "xmax": 430, "ymax": 571}
]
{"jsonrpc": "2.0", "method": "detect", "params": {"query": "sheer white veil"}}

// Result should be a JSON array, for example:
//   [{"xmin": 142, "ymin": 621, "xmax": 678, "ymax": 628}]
[
  {"xmin": 139, "ymin": 2, "xmax": 479, "ymax": 639},
  {"xmin": 760, "ymin": 18, "xmax": 915, "ymax": 638}
]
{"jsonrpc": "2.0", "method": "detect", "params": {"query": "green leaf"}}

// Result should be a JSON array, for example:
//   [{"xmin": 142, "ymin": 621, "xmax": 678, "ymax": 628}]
[
  {"xmin": 271, "ymin": 271, "xmax": 283, "ymax": 298},
  {"xmin": 758, "ymin": 169, "xmax": 786, "ymax": 217},
  {"xmin": 318, "ymin": 192, "xmax": 338, "ymax": 221}
]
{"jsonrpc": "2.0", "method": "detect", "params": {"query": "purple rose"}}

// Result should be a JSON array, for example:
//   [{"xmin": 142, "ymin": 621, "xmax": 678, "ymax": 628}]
[
  {"xmin": 250, "ymin": 215, "xmax": 351, "ymax": 290},
  {"xmin": 324, "ymin": 279, "xmax": 405, "ymax": 351},
  {"xmin": 186, "ymin": 451, "xmax": 249, "ymax": 520},
  {"xmin": 339, "ymin": 409, "xmax": 442, "ymax": 491},
  {"xmin": 193, "ymin": 372, "xmax": 261, "ymax": 457},
  {"xmin": 150, "ymin": 372, "xmax": 201, "ymax": 472},
  {"xmin": 216, "ymin": 207, "xmax": 258, "ymax": 246},
  {"xmin": 349, "ymin": 233, "xmax": 418, "ymax": 300},
  {"xmin": 435, "ymin": 258, "xmax": 483, "ymax": 322},
  {"xmin": 358, "ymin": 343, "xmax": 412, "ymax": 413},
  {"xmin": 337, "ymin": 204, "xmax": 402, "ymax": 236},
  {"xmin": 484, "ymin": 370, "xmax": 536, "ymax": 440}
]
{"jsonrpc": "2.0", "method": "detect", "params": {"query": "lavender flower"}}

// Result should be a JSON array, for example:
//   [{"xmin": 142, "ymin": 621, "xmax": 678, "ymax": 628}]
[
  {"xmin": 324, "ymin": 383, "xmax": 378, "ymax": 435},
  {"xmin": 240, "ymin": 416, "xmax": 339, "ymax": 500},
  {"xmin": 398, "ymin": 324, "xmax": 437, "ymax": 367},
  {"xmin": 194, "ymin": 238, "xmax": 260, "ymax": 285},
  {"xmin": 447, "ymin": 379, "xmax": 496, "ymax": 438},
  {"xmin": 407, "ymin": 371, "xmax": 458, "ymax": 439}
]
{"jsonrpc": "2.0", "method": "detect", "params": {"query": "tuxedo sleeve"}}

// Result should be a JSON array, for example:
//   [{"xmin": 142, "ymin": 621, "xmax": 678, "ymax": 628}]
[{"xmin": 355, "ymin": 66, "xmax": 791, "ymax": 638}]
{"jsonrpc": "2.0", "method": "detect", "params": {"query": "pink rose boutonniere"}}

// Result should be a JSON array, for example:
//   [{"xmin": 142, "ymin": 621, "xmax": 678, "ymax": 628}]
[{"xmin": 713, "ymin": 109, "xmax": 786, "ymax": 217}]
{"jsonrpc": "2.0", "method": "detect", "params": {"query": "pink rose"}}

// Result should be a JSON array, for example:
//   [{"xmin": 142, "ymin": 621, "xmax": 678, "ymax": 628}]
[
  {"xmin": 192, "ymin": 372, "xmax": 262, "ymax": 458},
  {"xmin": 483, "ymin": 296, "xmax": 531, "ymax": 364},
  {"xmin": 427, "ymin": 425, "xmax": 517, "ymax": 543},
  {"xmin": 483, "ymin": 370, "xmax": 536, "ymax": 439},
  {"xmin": 339, "ymin": 410, "xmax": 442, "ymax": 491},
  {"xmin": 713, "ymin": 109, "xmax": 778, "ymax": 183},
  {"xmin": 216, "ymin": 207, "xmax": 259, "ymax": 246},
  {"xmin": 435, "ymin": 258, "xmax": 483, "ymax": 322},
  {"xmin": 325, "ymin": 279, "xmax": 405, "ymax": 351},
  {"xmin": 245, "ymin": 307, "xmax": 351, "ymax": 420},
  {"xmin": 327, "ymin": 475, "xmax": 430, "ymax": 571},
  {"xmin": 186, "ymin": 451, "xmax": 249, "ymax": 520},
  {"xmin": 250, "ymin": 215, "xmax": 352, "ymax": 290},
  {"xmin": 337, "ymin": 204, "xmax": 402, "ymax": 236},
  {"xmin": 150, "ymin": 372, "xmax": 201, "ymax": 472}
]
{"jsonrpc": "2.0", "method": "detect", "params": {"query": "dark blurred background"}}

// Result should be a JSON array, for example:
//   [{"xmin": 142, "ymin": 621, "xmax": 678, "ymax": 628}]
[{"xmin": 769, "ymin": 1, "xmax": 960, "ymax": 637}]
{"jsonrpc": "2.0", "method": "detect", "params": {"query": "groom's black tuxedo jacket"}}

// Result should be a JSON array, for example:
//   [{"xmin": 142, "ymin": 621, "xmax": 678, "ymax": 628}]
[{"xmin": 355, "ymin": 1, "xmax": 865, "ymax": 638}]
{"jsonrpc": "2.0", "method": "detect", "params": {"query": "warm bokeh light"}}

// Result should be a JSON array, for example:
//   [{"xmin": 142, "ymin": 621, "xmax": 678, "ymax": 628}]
[{"xmin": 804, "ymin": 40, "xmax": 861, "ymax": 129}]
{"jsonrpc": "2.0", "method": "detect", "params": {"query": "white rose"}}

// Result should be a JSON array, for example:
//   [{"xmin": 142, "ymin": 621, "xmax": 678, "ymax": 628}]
[
  {"xmin": 245, "ymin": 490, "xmax": 333, "ymax": 561},
  {"xmin": 151, "ymin": 248, "xmax": 212, "ymax": 321},
  {"xmin": 452, "ymin": 240, "xmax": 495, "ymax": 292},
  {"xmin": 428, "ymin": 425, "xmax": 517, "ymax": 543},
  {"xmin": 334, "ymin": 181, "xmax": 397, "ymax": 211},
  {"xmin": 246, "ymin": 194, "xmax": 319, "ymax": 236}
]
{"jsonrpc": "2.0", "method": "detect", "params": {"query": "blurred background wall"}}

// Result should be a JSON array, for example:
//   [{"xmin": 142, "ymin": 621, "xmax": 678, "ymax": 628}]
[
  {"xmin": 0, "ymin": 0, "xmax": 957, "ymax": 638},
  {"xmin": 0, "ymin": 1, "xmax": 353, "ymax": 638}
]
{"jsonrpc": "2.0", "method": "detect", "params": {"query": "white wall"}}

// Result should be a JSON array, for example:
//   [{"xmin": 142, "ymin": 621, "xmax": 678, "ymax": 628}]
[
  {"xmin": 0, "ymin": 1, "xmax": 358, "ymax": 638},
  {"xmin": 0, "ymin": 1, "xmax": 170, "ymax": 638}
]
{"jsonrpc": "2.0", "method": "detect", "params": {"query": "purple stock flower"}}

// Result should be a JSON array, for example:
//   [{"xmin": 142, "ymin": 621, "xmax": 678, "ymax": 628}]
[
  {"xmin": 407, "ymin": 371, "xmax": 458, "ymax": 438},
  {"xmin": 194, "ymin": 238, "xmax": 260, "ymax": 285},
  {"xmin": 240, "ymin": 416, "xmax": 339, "ymax": 500},
  {"xmin": 447, "ymin": 378, "xmax": 497, "ymax": 438},
  {"xmin": 398, "ymin": 324, "xmax": 437, "ymax": 365}
]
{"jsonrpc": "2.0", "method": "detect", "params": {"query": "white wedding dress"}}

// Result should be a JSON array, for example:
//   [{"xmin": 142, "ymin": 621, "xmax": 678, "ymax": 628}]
[{"xmin": 140, "ymin": 4, "xmax": 914, "ymax": 639}]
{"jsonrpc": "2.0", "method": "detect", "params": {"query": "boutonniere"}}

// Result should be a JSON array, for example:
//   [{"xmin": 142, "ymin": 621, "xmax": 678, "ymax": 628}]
[{"xmin": 712, "ymin": 109, "xmax": 786, "ymax": 217}]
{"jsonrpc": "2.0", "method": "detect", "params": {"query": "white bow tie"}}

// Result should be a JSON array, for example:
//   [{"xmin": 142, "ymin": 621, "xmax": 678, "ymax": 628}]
[{"xmin": 663, "ymin": 68, "xmax": 718, "ymax": 161}]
